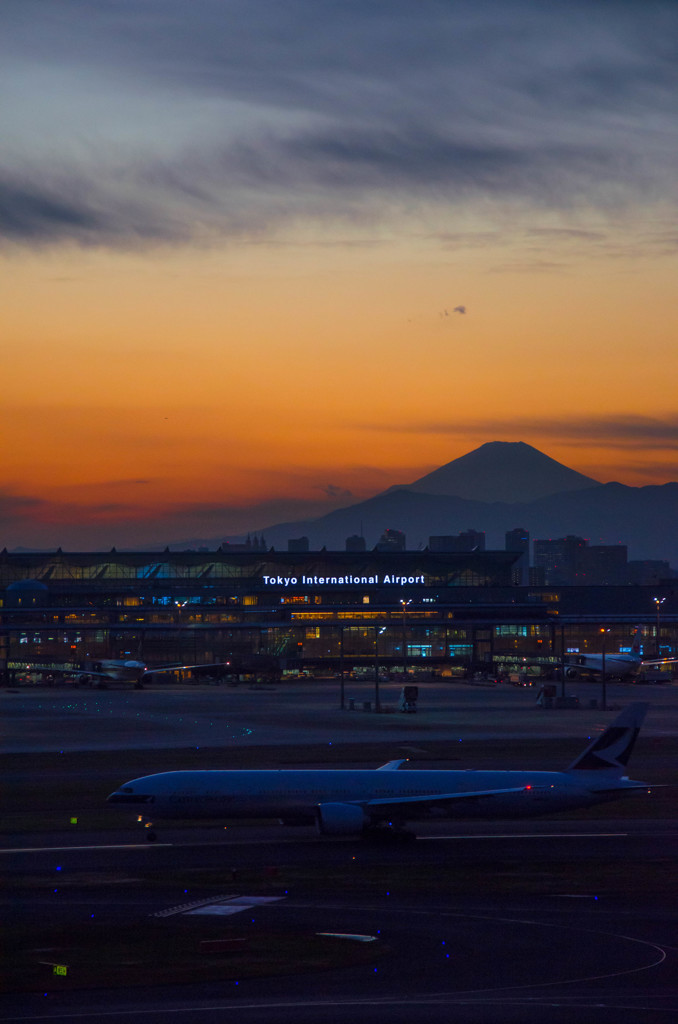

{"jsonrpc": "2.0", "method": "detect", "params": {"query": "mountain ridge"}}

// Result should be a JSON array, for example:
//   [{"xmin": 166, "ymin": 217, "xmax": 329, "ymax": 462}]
[
  {"xmin": 169, "ymin": 443, "xmax": 677, "ymax": 566},
  {"xmin": 382, "ymin": 440, "xmax": 599, "ymax": 503},
  {"xmin": 247, "ymin": 481, "xmax": 678, "ymax": 564}
]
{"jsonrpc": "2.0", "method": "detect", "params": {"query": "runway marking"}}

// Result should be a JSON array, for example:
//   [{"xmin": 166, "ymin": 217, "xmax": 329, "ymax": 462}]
[
  {"xmin": 420, "ymin": 831, "xmax": 628, "ymax": 840},
  {"xmin": 186, "ymin": 896, "xmax": 284, "ymax": 917},
  {"xmin": 0, "ymin": 844, "xmax": 173, "ymax": 853},
  {"xmin": 395, "ymin": 908, "xmax": 670, "ymax": 995},
  {"xmin": 317, "ymin": 931, "xmax": 378, "ymax": 942},
  {"xmin": 3, "ymin": 989, "xmax": 677, "ymax": 1021},
  {"xmin": 155, "ymin": 895, "xmax": 284, "ymax": 918},
  {"xmin": 151, "ymin": 895, "xmax": 235, "ymax": 918},
  {"xmin": 1, "ymin": 831, "xmax": 634, "ymax": 854}
]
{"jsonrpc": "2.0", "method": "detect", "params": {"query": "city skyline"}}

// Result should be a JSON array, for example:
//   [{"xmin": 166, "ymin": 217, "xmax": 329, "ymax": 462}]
[{"xmin": 2, "ymin": 1, "xmax": 677, "ymax": 550}]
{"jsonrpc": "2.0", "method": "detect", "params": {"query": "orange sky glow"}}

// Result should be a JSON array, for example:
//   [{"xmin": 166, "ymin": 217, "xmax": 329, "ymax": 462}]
[{"xmin": 2, "ymin": 2, "xmax": 677, "ymax": 549}]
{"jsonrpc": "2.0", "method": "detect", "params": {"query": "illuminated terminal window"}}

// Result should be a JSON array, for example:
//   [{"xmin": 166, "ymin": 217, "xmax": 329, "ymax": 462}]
[
  {"xmin": 336, "ymin": 611, "xmax": 388, "ymax": 620},
  {"xmin": 291, "ymin": 612, "xmax": 335, "ymax": 620},
  {"xmin": 242, "ymin": 596, "xmax": 258, "ymax": 606}
]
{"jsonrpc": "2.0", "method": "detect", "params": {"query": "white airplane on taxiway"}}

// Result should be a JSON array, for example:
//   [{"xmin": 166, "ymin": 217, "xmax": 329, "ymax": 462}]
[{"xmin": 108, "ymin": 703, "xmax": 652, "ymax": 841}]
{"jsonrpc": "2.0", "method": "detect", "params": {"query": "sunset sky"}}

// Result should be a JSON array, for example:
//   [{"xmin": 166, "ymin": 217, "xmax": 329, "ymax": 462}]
[{"xmin": 2, "ymin": 0, "xmax": 677, "ymax": 550}]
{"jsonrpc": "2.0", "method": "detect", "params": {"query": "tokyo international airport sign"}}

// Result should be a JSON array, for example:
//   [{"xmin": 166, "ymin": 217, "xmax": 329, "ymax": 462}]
[{"xmin": 261, "ymin": 574, "xmax": 426, "ymax": 587}]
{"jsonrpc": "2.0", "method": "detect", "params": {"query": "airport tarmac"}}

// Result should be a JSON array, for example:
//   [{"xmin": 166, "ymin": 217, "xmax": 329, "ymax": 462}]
[
  {"xmin": 2, "ymin": 678, "xmax": 677, "ymax": 753},
  {"xmin": 3, "ymin": 679, "xmax": 677, "ymax": 1023},
  {"xmin": 4, "ymin": 838, "xmax": 678, "ymax": 1024}
]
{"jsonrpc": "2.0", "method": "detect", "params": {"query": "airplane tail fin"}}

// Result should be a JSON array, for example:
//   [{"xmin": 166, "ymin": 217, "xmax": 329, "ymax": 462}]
[
  {"xmin": 567, "ymin": 702, "xmax": 648, "ymax": 774},
  {"xmin": 631, "ymin": 625, "xmax": 643, "ymax": 659}
]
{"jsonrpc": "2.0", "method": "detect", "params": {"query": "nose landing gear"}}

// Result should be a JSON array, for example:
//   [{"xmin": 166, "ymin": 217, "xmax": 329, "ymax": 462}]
[{"xmin": 138, "ymin": 815, "xmax": 158, "ymax": 842}]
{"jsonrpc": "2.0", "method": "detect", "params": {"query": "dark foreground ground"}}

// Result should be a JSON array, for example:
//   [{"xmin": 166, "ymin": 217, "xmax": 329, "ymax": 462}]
[{"xmin": 2, "ymin": 681, "xmax": 677, "ymax": 1022}]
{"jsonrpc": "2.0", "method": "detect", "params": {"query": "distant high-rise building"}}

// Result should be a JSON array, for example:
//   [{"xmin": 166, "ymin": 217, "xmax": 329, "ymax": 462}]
[
  {"xmin": 533, "ymin": 535, "xmax": 587, "ymax": 584},
  {"xmin": 528, "ymin": 565, "xmax": 546, "ymax": 586},
  {"xmin": 505, "ymin": 527, "xmax": 529, "ymax": 585},
  {"xmin": 533, "ymin": 535, "xmax": 628, "ymax": 585},
  {"xmin": 376, "ymin": 528, "xmax": 406, "ymax": 552},
  {"xmin": 626, "ymin": 560, "xmax": 674, "ymax": 585},
  {"xmin": 345, "ymin": 534, "xmax": 366, "ymax": 552},
  {"xmin": 576, "ymin": 544, "xmax": 627, "ymax": 585},
  {"xmin": 287, "ymin": 536, "xmax": 309, "ymax": 553},
  {"xmin": 429, "ymin": 530, "xmax": 486, "ymax": 553},
  {"xmin": 220, "ymin": 533, "xmax": 267, "ymax": 553}
]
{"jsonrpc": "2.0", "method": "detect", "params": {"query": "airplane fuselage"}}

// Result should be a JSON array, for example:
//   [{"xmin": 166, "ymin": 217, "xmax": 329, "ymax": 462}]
[
  {"xmin": 566, "ymin": 653, "xmax": 640, "ymax": 678},
  {"xmin": 108, "ymin": 704, "xmax": 650, "ymax": 837},
  {"xmin": 109, "ymin": 767, "xmax": 641, "ymax": 824}
]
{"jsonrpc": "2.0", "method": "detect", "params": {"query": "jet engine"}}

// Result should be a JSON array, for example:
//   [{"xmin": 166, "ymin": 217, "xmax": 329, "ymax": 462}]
[
  {"xmin": 565, "ymin": 667, "xmax": 580, "ymax": 679},
  {"xmin": 316, "ymin": 802, "xmax": 368, "ymax": 836}
]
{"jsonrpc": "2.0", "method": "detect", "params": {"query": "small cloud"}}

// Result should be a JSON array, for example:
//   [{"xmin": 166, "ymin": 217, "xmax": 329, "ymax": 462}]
[
  {"xmin": 453, "ymin": 305, "xmax": 466, "ymax": 314},
  {"xmin": 318, "ymin": 483, "xmax": 353, "ymax": 500}
]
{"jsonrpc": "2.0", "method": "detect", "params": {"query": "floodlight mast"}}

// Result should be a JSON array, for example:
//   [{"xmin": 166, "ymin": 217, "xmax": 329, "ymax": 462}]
[
  {"xmin": 654, "ymin": 596, "xmax": 666, "ymax": 659},
  {"xmin": 600, "ymin": 627, "xmax": 610, "ymax": 711},
  {"xmin": 401, "ymin": 599, "xmax": 412, "ymax": 675}
]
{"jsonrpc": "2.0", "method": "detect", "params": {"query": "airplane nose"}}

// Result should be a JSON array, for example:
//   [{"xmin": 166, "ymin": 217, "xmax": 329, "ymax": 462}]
[{"xmin": 107, "ymin": 790, "xmax": 155, "ymax": 804}]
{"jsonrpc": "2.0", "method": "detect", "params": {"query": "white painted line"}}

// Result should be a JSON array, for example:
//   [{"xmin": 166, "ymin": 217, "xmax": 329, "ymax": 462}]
[
  {"xmin": 163, "ymin": 894, "xmax": 286, "ymax": 917},
  {"xmin": 220, "ymin": 896, "xmax": 283, "ymax": 905},
  {"xmin": 152, "ymin": 895, "xmax": 235, "ymax": 918},
  {"xmin": 1, "ymin": 843, "xmax": 173, "ymax": 853},
  {"xmin": 186, "ymin": 904, "xmax": 255, "ymax": 916},
  {"xmin": 420, "ymin": 832, "xmax": 628, "ymax": 840},
  {"xmin": 316, "ymin": 932, "xmax": 378, "ymax": 942}
]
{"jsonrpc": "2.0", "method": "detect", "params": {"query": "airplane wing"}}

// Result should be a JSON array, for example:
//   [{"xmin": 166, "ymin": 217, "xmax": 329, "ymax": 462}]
[
  {"xmin": 143, "ymin": 661, "xmax": 232, "ymax": 674},
  {"xmin": 587, "ymin": 781, "xmax": 651, "ymax": 793},
  {"xmin": 362, "ymin": 785, "xmax": 531, "ymax": 814}
]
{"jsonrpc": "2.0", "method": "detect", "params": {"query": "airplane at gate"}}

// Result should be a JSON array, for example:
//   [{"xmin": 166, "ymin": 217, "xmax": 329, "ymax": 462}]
[
  {"xmin": 108, "ymin": 703, "xmax": 652, "ymax": 840},
  {"xmin": 554, "ymin": 626, "xmax": 674, "ymax": 681},
  {"xmin": 563, "ymin": 627, "xmax": 644, "ymax": 680}
]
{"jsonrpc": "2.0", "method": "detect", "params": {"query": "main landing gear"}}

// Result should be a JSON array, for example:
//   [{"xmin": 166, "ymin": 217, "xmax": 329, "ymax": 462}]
[{"xmin": 364, "ymin": 823, "xmax": 417, "ymax": 844}]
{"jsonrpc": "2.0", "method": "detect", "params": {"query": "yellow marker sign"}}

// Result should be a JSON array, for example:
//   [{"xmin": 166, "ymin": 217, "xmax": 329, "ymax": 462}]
[{"xmin": 53, "ymin": 965, "xmax": 68, "ymax": 977}]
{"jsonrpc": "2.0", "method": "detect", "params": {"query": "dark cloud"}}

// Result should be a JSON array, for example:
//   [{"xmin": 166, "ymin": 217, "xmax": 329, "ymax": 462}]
[
  {"xmin": 0, "ymin": 180, "xmax": 104, "ymax": 241},
  {"xmin": 0, "ymin": 490, "xmax": 360, "ymax": 551},
  {"xmin": 604, "ymin": 459, "xmax": 678, "ymax": 481},
  {"xmin": 317, "ymin": 484, "xmax": 353, "ymax": 500},
  {"xmin": 0, "ymin": 489, "xmax": 44, "ymax": 514},
  {"xmin": 362, "ymin": 414, "xmax": 678, "ymax": 450},
  {"xmin": 525, "ymin": 228, "xmax": 606, "ymax": 241},
  {"xmin": 0, "ymin": 490, "xmax": 46, "ymax": 546},
  {"xmin": 1, "ymin": 1, "xmax": 677, "ymax": 247}
]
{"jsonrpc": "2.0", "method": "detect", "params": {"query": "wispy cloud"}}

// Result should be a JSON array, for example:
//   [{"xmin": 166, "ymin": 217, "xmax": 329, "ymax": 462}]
[
  {"xmin": 0, "ymin": 491, "xmax": 363, "ymax": 551},
  {"xmin": 362, "ymin": 413, "xmax": 678, "ymax": 449},
  {"xmin": 317, "ymin": 483, "xmax": 354, "ymax": 500},
  {"xmin": 2, "ymin": 1, "xmax": 677, "ymax": 248}
]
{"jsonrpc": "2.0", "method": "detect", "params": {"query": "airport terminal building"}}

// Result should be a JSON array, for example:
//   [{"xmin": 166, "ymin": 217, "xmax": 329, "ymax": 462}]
[{"xmin": 0, "ymin": 547, "xmax": 675, "ymax": 681}]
